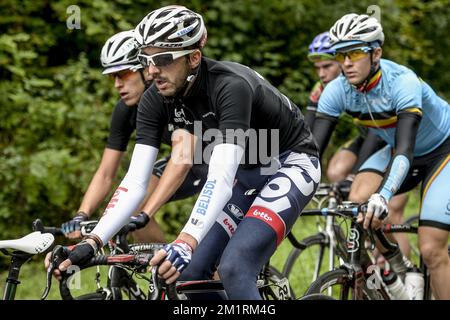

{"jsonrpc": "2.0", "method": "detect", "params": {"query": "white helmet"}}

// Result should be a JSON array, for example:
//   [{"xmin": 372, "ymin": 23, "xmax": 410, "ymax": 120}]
[
  {"xmin": 329, "ymin": 13, "xmax": 384, "ymax": 50},
  {"xmin": 100, "ymin": 30, "xmax": 143, "ymax": 75},
  {"xmin": 135, "ymin": 5, "xmax": 207, "ymax": 49}
]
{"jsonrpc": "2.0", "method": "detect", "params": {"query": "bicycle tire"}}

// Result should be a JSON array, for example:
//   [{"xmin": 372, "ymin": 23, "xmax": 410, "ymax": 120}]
[
  {"xmin": 305, "ymin": 268, "xmax": 389, "ymax": 300},
  {"xmin": 282, "ymin": 233, "xmax": 327, "ymax": 276},
  {"xmin": 59, "ymin": 269, "xmax": 146, "ymax": 300},
  {"xmin": 282, "ymin": 233, "xmax": 337, "ymax": 297},
  {"xmin": 299, "ymin": 293, "xmax": 337, "ymax": 300},
  {"xmin": 74, "ymin": 291, "xmax": 109, "ymax": 300},
  {"xmin": 404, "ymin": 214, "xmax": 419, "ymax": 226},
  {"xmin": 304, "ymin": 268, "xmax": 352, "ymax": 299},
  {"xmin": 59, "ymin": 274, "xmax": 110, "ymax": 300}
]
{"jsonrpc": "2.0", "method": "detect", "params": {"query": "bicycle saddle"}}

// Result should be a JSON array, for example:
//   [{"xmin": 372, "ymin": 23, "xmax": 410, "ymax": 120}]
[{"xmin": 0, "ymin": 231, "xmax": 54, "ymax": 254}]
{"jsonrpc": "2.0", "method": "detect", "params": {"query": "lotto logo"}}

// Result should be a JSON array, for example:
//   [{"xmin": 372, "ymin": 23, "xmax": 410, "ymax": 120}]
[
  {"xmin": 245, "ymin": 205, "xmax": 286, "ymax": 246},
  {"xmin": 104, "ymin": 186, "xmax": 128, "ymax": 214},
  {"xmin": 222, "ymin": 218, "xmax": 235, "ymax": 234},
  {"xmin": 251, "ymin": 209, "xmax": 273, "ymax": 222}
]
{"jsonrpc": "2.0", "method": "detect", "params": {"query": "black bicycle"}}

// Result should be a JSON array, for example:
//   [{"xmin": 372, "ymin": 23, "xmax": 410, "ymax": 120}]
[
  {"xmin": 300, "ymin": 203, "xmax": 441, "ymax": 300},
  {"xmin": 40, "ymin": 219, "xmax": 293, "ymax": 300},
  {"xmin": 43, "ymin": 244, "xmax": 294, "ymax": 300}
]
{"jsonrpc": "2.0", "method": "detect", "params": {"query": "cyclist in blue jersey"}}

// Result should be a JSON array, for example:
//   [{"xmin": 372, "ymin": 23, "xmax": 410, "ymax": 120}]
[
  {"xmin": 307, "ymin": 31, "xmax": 411, "ymax": 258},
  {"xmin": 51, "ymin": 5, "xmax": 320, "ymax": 300},
  {"xmin": 59, "ymin": 30, "xmax": 209, "ymax": 244},
  {"xmin": 312, "ymin": 13, "xmax": 450, "ymax": 299}
]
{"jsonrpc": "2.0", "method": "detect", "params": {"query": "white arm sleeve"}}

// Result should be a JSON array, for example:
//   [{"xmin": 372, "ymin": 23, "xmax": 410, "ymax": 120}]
[
  {"xmin": 181, "ymin": 143, "xmax": 244, "ymax": 244},
  {"xmin": 92, "ymin": 144, "xmax": 158, "ymax": 245}
]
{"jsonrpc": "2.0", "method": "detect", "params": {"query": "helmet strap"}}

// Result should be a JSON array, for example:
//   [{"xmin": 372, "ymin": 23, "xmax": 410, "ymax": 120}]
[{"xmin": 179, "ymin": 59, "xmax": 201, "ymax": 97}]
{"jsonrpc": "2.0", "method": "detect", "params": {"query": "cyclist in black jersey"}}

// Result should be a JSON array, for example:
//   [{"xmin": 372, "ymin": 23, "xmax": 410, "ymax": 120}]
[
  {"xmin": 53, "ymin": 5, "xmax": 321, "ymax": 300},
  {"xmin": 60, "ymin": 30, "xmax": 208, "ymax": 244}
]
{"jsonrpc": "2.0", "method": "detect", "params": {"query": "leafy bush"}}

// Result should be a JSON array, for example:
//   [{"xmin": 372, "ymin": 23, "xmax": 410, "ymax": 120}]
[{"xmin": 0, "ymin": 0, "xmax": 448, "ymax": 239}]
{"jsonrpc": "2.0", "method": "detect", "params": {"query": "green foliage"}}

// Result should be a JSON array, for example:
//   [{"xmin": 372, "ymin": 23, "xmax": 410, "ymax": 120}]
[{"xmin": 0, "ymin": 0, "xmax": 449, "ymax": 240}]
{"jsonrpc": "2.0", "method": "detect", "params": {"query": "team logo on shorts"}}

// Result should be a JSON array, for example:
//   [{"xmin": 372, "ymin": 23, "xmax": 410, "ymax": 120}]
[{"xmin": 227, "ymin": 203, "xmax": 244, "ymax": 220}]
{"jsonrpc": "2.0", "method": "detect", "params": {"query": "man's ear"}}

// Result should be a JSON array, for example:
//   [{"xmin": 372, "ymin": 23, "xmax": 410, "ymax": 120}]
[
  {"xmin": 373, "ymin": 47, "xmax": 382, "ymax": 63},
  {"xmin": 189, "ymin": 50, "xmax": 202, "ymax": 69}
]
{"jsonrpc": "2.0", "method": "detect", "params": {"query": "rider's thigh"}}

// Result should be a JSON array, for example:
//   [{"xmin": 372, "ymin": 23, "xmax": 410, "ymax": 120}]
[
  {"xmin": 387, "ymin": 193, "xmax": 409, "ymax": 221},
  {"xmin": 348, "ymin": 171, "xmax": 383, "ymax": 203},
  {"xmin": 327, "ymin": 149, "xmax": 357, "ymax": 182}
]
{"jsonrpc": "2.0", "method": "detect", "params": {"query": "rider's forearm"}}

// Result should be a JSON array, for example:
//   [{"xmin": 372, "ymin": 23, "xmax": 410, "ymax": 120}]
[
  {"xmin": 181, "ymin": 144, "xmax": 244, "ymax": 247},
  {"xmin": 141, "ymin": 159, "xmax": 192, "ymax": 217},
  {"xmin": 304, "ymin": 103, "xmax": 317, "ymax": 129},
  {"xmin": 78, "ymin": 173, "xmax": 115, "ymax": 217},
  {"xmin": 78, "ymin": 149, "xmax": 123, "ymax": 216},
  {"xmin": 91, "ymin": 144, "xmax": 158, "ymax": 245},
  {"xmin": 379, "ymin": 110, "xmax": 422, "ymax": 200},
  {"xmin": 312, "ymin": 113, "xmax": 339, "ymax": 159}
]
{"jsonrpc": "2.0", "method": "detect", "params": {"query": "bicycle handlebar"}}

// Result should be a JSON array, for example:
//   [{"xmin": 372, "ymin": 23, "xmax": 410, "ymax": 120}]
[
  {"xmin": 32, "ymin": 216, "xmax": 148, "ymax": 240},
  {"xmin": 58, "ymin": 252, "xmax": 155, "ymax": 300},
  {"xmin": 42, "ymin": 243, "xmax": 176, "ymax": 300},
  {"xmin": 300, "ymin": 203, "xmax": 401, "ymax": 252},
  {"xmin": 32, "ymin": 219, "xmax": 64, "ymax": 237},
  {"xmin": 41, "ymin": 244, "xmax": 155, "ymax": 300}
]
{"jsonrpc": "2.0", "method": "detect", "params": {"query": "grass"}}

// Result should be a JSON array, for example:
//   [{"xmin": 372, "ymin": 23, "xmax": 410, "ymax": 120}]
[{"xmin": 0, "ymin": 189, "xmax": 422, "ymax": 300}]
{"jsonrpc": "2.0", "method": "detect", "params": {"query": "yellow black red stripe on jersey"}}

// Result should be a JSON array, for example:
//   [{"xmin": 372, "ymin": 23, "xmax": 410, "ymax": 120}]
[
  {"xmin": 359, "ymin": 69, "xmax": 382, "ymax": 93},
  {"xmin": 348, "ymin": 108, "xmax": 423, "ymax": 129}
]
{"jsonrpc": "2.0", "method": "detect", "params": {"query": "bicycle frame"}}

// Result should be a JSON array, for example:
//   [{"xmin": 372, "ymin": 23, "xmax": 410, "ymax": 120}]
[{"xmin": 344, "ymin": 220, "xmax": 391, "ymax": 300}]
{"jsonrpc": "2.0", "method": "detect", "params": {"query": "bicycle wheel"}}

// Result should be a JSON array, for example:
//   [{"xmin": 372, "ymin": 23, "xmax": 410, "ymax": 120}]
[
  {"xmin": 304, "ymin": 268, "xmax": 388, "ymax": 300},
  {"xmin": 299, "ymin": 293, "xmax": 337, "ymax": 300},
  {"xmin": 282, "ymin": 232, "xmax": 342, "ymax": 297},
  {"xmin": 75, "ymin": 291, "xmax": 109, "ymax": 300},
  {"xmin": 404, "ymin": 215, "xmax": 419, "ymax": 226},
  {"xmin": 60, "ymin": 276, "xmax": 111, "ymax": 300},
  {"xmin": 304, "ymin": 268, "xmax": 353, "ymax": 300},
  {"xmin": 259, "ymin": 265, "xmax": 295, "ymax": 300}
]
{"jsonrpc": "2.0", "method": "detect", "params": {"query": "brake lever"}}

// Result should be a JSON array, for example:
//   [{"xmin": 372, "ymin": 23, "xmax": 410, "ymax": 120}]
[
  {"xmin": 366, "ymin": 228, "xmax": 376, "ymax": 251},
  {"xmin": 358, "ymin": 203, "xmax": 376, "ymax": 251},
  {"xmin": 80, "ymin": 220, "xmax": 98, "ymax": 237},
  {"xmin": 149, "ymin": 265, "xmax": 164, "ymax": 300},
  {"xmin": 41, "ymin": 245, "xmax": 66, "ymax": 300}
]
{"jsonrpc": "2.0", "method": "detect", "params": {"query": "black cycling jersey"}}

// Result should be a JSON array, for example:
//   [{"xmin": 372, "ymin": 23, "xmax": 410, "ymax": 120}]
[
  {"xmin": 137, "ymin": 57, "xmax": 318, "ymax": 165},
  {"xmin": 107, "ymin": 99, "xmax": 171, "ymax": 151}
]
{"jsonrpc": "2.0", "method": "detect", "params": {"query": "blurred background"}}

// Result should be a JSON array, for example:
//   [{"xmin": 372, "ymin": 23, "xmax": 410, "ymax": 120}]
[{"xmin": 0, "ymin": 0, "xmax": 449, "ymax": 298}]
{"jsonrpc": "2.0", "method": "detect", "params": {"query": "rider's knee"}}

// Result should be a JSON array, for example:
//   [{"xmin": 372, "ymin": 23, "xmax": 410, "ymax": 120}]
[
  {"xmin": 388, "ymin": 195, "xmax": 408, "ymax": 216},
  {"xmin": 348, "ymin": 189, "xmax": 369, "ymax": 204},
  {"xmin": 217, "ymin": 259, "xmax": 237, "ymax": 282},
  {"xmin": 327, "ymin": 166, "xmax": 346, "ymax": 183},
  {"xmin": 420, "ymin": 241, "xmax": 449, "ymax": 270}
]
